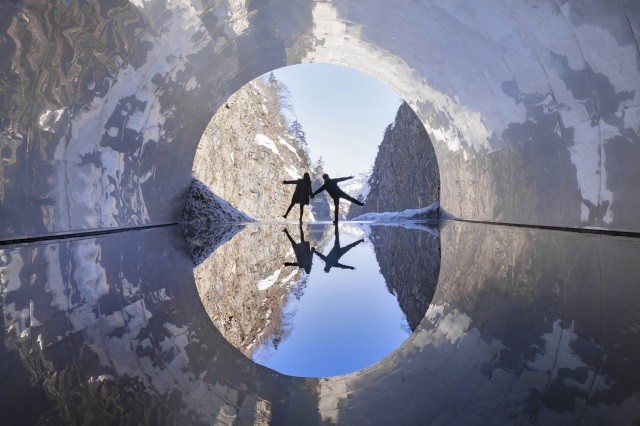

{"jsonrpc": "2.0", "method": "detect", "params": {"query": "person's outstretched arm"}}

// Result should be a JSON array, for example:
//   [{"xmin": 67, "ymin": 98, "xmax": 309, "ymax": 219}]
[
  {"xmin": 283, "ymin": 179, "xmax": 299, "ymax": 184},
  {"xmin": 284, "ymin": 262, "xmax": 300, "ymax": 267},
  {"xmin": 333, "ymin": 176, "xmax": 354, "ymax": 183},
  {"xmin": 312, "ymin": 184, "xmax": 326, "ymax": 196}
]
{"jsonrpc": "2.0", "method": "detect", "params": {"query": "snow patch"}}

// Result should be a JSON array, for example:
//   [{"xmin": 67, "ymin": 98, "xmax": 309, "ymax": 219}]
[
  {"xmin": 352, "ymin": 202, "xmax": 440, "ymax": 237},
  {"xmin": 284, "ymin": 165, "xmax": 299, "ymax": 179},
  {"xmin": 280, "ymin": 270, "xmax": 298, "ymax": 286},
  {"xmin": 277, "ymin": 137, "xmax": 301, "ymax": 160},
  {"xmin": 352, "ymin": 202, "xmax": 439, "ymax": 222},
  {"xmin": 339, "ymin": 223, "xmax": 367, "ymax": 239},
  {"xmin": 38, "ymin": 108, "xmax": 66, "ymax": 132},
  {"xmin": 257, "ymin": 269, "xmax": 281, "ymax": 291},
  {"xmin": 340, "ymin": 174, "xmax": 370, "ymax": 202},
  {"xmin": 185, "ymin": 76, "xmax": 198, "ymax": 91},
  {"xmin": 255, "ymin": 134, "xmax": 280, "ymax": 155},
  {"xmin": 357, "ymin": 221, "xmax": 439, "ymax": 238},
  {"xmin": 359, "ymin": 181, "xmax": 371, "ymax": 201}
]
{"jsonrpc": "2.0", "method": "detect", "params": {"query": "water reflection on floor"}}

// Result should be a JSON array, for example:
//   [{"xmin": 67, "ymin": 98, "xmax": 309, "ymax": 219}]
[
  {"xmin": 193, "ymin": 222, "xmax": 440, "ymax": 377},
  {"xmin": 3, "ymin": 221, "xmax": 640, "ymax": 423}
]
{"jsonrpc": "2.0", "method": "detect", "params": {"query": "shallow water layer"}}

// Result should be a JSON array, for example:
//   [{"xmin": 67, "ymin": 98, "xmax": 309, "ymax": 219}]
[
  {"xmin": 193, "ymin": 222, "xmax": 441, "ymax": 377},
  {"xmin": 2, "ymin": 221, "xmax": 640, "ymax": 424}
]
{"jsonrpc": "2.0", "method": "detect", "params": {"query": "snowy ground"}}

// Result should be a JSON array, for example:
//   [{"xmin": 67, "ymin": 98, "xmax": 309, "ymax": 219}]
[
  {"xmin": 350, "ymin": 202, "xmax": 440, "ymax": 237},
  {"xmin": 351, "ymin": 202, "xmax": 439, "ymax": 222}
]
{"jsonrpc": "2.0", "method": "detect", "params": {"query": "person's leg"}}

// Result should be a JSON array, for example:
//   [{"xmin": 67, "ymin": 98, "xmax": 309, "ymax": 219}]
[
  {"xmin": 283, "ymin": 202, "xmax": 295, "ymax": 218},
  {"xmin": 339, "ymin": 191, "xmax": 364, "ymax": 206},
  {"xmin": 284, "ymin": 229, "xmax": 296, "ymax": 246},
  {"xmin": 299, "ymin": 204, "xmax": 304, "ymax": 223},
  {"xmin": 334, "ymin": 198, "xmax": 340, "ymax": 223}
]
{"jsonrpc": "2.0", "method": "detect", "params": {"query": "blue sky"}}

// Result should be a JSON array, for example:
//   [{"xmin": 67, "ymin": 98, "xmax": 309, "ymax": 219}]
[
  {"xmin": 272, "ymin": 64, "xmax": 402, "ymax": 177},
  {"xmin": 253, "ymin": 228, "xmax": 410, "ymax": 378}
]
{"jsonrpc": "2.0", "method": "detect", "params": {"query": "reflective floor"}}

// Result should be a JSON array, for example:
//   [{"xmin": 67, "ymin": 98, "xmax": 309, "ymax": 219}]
[
  {"xmin": 1, "ymin": 220, "xmax": 640, "ymax": 424},
  {"xmin": 193, "ymin": 223, "xmax": 440, "ymax": 377}
]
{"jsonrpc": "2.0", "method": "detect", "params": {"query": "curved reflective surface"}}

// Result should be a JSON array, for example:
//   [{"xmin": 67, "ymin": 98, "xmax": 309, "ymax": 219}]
[
  {"xmin": 2, "ymin": 221, "xmax": 640, "ymax": 423},
  {"xmin": 2, "ymin": 0, "xmax": 640, "ymax": 423},
  {"xmin": 1, "ymin": 0, "xmax": 639, "ymax": 241}
]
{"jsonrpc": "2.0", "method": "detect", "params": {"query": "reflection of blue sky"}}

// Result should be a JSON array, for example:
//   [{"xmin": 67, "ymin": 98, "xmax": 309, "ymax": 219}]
[
  {"xmin": 272, "ymin": 64, "xmax": 401, "ymax": 177},
  {"xmin": 253, "ymin": 231, "xmax": 411, "ymax": 378}
]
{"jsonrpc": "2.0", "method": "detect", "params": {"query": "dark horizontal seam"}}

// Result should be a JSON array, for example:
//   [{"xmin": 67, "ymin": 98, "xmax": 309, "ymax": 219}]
[
  {"xmin": 0, "ymin": 223, "xmax": 179, "ymax": 246},
  {"xmin": 448, "ymin": 218, "xmax": 640, "ymax": 238}
]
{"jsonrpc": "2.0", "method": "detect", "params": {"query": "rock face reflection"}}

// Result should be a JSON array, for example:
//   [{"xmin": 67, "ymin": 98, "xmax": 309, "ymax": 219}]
[
  {"xmin": 192, "ymin": 222, "xmax": 440, "ymax": 375},
  {"xmin": 2, "ymin": 222, "xmax": 640, "ymax": 422},
  {"xmin": 193, "ymin": 224, "xmax": 332, "ymax": 358},
  {"xmin": 368, "ymin": 224, "xmax": 440, "ymax": 331}
]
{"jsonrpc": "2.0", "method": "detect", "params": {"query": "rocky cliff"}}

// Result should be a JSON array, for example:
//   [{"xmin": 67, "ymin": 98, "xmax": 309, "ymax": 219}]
[
  {"xmin": 191, "ymin": 75, "xmax": 322, "ymax": 357},
  {"xmin": 348, "ymin": 102, "xmax": 439, "ymax": 218},
  {"xmin": 192, "ymin": 77, "xmax": 313, "ymax": 221}
]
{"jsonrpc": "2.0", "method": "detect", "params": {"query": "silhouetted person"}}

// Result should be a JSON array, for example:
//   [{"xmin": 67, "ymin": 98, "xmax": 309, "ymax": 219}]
[
  {"xmin": 314, "ymin": 223, "xmax": 364, "ymax": 272},
  {"xmin": 313, "ymin": 174, "xmax": 364, "ymax": 223},
  {"xmin": 283, "ymin": 225, "xmax": 315, "ymax": 274},
  {"xmin": 283, "ymin": 172, "xmax": 314, "ymax": 222}
]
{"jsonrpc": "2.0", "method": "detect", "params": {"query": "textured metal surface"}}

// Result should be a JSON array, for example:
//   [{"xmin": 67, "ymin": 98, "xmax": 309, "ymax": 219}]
[
  {"xmin": 1, "ymin": 0, "xmax": 639, "ymax": 241},
  {"xmin": 1, "ymin": 1, "xmax": 639, "ymax": 423},
  {"xmin": 2, "ymin": 222, "xmax": 640, "ymax": 423}
]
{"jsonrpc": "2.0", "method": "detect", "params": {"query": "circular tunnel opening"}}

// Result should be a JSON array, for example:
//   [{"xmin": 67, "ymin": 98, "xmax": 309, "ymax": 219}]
[
  {"xmin": 3, "ymin": 0, "xmax": 640, "ymax": 423},
  {"xmin": 185, "ymin": 63, "xmax": 441, "ymax": 377}
]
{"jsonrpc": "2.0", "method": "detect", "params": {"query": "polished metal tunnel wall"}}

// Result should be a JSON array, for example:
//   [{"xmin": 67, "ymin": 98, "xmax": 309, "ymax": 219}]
[
  {"xmin": 2, "ymin": 0, "xmax": 639, "ymax": 241},
  {"xmin": 1, "ymin": 0, "xmax": 640, "ymax": 424}
]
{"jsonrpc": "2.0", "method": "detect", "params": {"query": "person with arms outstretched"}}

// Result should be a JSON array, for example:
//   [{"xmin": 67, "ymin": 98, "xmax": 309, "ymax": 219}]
[
  {"xmin": 283, "ymin": 172, "xmax": 314, "ymax": 223},
  {"xmin": 314, "ymin": 223, "xmax": 364, "ymax": 272},
  {"xmin": 313, "ymin": 174, "xmax": 364, "ymax": 223},
  {"xmin": 283, "ymin": 225, "xmax": 315, "ymax": 274}
]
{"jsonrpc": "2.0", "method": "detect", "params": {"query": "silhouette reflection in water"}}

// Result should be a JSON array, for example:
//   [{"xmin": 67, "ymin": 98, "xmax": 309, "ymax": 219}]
[
  {"xmin": 314, "ymin": 224, "xmax": 364, "ymax": 272},
  {"xmin": 283, "ymin": 225, "xmax": 315, "ymax": 274}
]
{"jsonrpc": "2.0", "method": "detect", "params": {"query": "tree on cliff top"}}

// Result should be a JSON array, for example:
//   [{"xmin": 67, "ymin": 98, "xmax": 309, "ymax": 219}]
[
  {"xmin": 290, "ymin": 119, "xmax": 311, "ymax": 164},
  {"xmin": 266, "ymin": 72, "xmax": 293, "ymax": 121}
]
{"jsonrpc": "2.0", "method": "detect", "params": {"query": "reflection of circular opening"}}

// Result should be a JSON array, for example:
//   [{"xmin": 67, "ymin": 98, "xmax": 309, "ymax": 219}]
[
  {"xmin": 190, "ymin": 64, "xmax": 440, "ymax": 377},
  {"xmin": 194, "ymin": 222, "xmax": 441, "ymax": 378}
]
